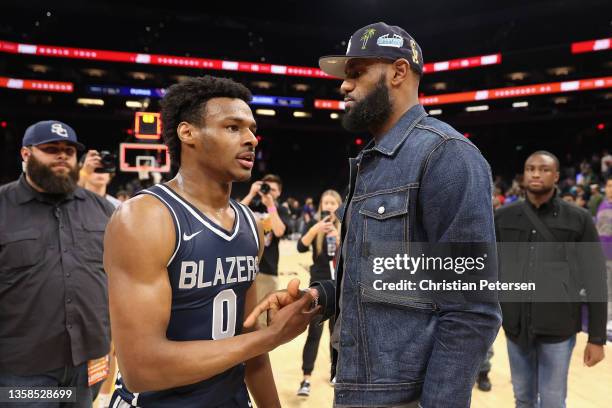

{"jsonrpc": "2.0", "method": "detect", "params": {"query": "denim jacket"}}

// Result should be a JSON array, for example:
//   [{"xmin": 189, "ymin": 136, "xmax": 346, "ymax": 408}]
[{"xmin": 313, "ymin": 104, "xmax": 502, "ymax": 407}]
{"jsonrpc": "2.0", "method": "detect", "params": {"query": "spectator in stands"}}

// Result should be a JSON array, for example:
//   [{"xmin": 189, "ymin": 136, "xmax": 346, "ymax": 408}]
[
  {"xmin": 0, "ymin": 120, "xmax": 114, "ymax": 407},
  {"xmin": 290, "ymin": 198, "xmax": 303, "ymax": 238},
  {"xmin": 589, "ymin": 184, "xmax": 604, "ymax": 217},
  {"xmin": 561, "ymin": 191, "xmax": 576, "ymax": 204},
  {"xmin": 116, "ymin": 190, "xmax": 130, "ymax": 202},
  {"xmin": 601, "ymin": 149, "xmax": 612, "ymax": 178},
  {"xmin": 302, "ymin": 197, "xmax": 315, "ymax": 224},
  {"xmin": 576, "ymin": 193, "xmax": 588, "ymax": 209},
  {"xmin": 595, "ymin": 175, "xmax": 612, "ymax": 337},
  {"xmin": 295, "ymin": 189, "xmax": 342, "ymax": 397},
  {"xmin": 577, "ymin": 161, "xmax": 599, "ymax": 187},
  {"xmin": 493, "ymin": 195, "xmax": 503, "ymax": 210},
  {"xmin": 505, "ymin": 185, "xmax": 522, "ymax": 205},
  {"xmin": 494, "ymin": 186, "xmax": 505, "ymax": 206}
]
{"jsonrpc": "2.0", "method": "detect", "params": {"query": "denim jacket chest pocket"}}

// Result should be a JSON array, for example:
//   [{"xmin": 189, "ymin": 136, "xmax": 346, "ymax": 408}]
[{"xmin": 357, "ymin": 187, "xmax": 412, "ymax": 258}]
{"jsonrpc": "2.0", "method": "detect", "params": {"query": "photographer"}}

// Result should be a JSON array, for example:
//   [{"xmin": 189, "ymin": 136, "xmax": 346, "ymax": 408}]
[
  {"xmin": 79, "ymin": 150, "xmax": 121, "ymax": 208},
  {"xmin": 295, "ymin": 190, "xmax": 342, "ymax": 397},
  {"xmin": 0, "ymin": 120, "xmax": 114, "ymax": 407},
  {"xmin": 241, "ymin": 174, "xmax": 290, "ymax": 325}
]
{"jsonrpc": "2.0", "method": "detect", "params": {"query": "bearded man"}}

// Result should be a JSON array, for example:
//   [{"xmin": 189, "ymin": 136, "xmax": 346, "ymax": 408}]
[
  {"xmin": 246, "ymin": 22, "xmax": 502, "ymax": 407},
  {"xmin": 0, "ymin": 120, "xmax": 115, "ymax": 408}
]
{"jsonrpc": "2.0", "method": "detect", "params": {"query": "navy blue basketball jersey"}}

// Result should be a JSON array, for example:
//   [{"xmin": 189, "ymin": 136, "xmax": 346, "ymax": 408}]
[{"xmin": 112, "ymin": 184, "xmax": 260, "ymax": 408}]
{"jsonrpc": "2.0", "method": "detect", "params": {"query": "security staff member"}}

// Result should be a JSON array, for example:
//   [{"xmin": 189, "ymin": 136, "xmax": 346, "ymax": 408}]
[{"xmin": 0, "ymin": 121, "xmax": 115, "ymax": 408}]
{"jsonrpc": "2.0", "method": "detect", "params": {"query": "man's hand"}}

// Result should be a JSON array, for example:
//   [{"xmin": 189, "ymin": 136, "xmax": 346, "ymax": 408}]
[
  {"xmin": 248, "ymin": 181, "xmax": 263, "ymax": 198},
  {"xmin": 584, "ymin": 343, "xmax": 605, "ymax": 367},
  {"xmin": 81, "ymin": 150, "xmax": 102, "ymax": 175},
  {"xmin": 244, "ymin": 278, "xmax": 312, "ymax": 328},
  {"xmin": 259, "ymin": 191, "xmax": 275, "ymax": 209},
  {"xmin": 264, "ymin": 290, "xmax": 320, "ymax": 346}
]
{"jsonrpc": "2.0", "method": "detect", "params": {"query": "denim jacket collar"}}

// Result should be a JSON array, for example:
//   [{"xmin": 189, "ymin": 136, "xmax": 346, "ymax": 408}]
[{"xmin": 364, "ymin": 104, "xmax": 428, "ymax": 157}]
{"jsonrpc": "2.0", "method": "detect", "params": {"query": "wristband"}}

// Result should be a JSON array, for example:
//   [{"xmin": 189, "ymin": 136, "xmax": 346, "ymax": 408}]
[{"xmin": 267, "ymin": 206, "xmax": 277, "ymax": 213}]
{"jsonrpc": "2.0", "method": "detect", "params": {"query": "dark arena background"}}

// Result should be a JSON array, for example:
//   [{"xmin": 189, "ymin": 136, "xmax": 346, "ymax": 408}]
[
  {"xmin": 1, "ymin": 0, "xmax": 611, "ymax": 198},
  {"xmin": 1, "ymin": 0, "xmax": 611, "ymax": 407}
]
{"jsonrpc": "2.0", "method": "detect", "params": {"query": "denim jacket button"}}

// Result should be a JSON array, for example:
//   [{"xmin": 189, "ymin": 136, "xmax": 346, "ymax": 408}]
[{"xmin": 378, "ymin": 206, "xmax": 385, "ymax": 214}]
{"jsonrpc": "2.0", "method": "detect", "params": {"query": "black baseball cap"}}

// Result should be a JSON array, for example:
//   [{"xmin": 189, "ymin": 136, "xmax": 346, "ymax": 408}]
[
  {"xmin": 319, "ymin": 22, "xmax": 424, "ymax": 79},
  {"xmin": 22, "ymin": 120, "xmax": 85, "ymax": 151}
]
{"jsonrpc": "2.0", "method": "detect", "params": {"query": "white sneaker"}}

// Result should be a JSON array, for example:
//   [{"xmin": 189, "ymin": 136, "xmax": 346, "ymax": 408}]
[
  {"xmin": 330, "ymin": 377, "xmax": 336, "ymax": 387},
  {"xmin": 297, "ymin": 380, "xmax": 310, "ymax": 397}
]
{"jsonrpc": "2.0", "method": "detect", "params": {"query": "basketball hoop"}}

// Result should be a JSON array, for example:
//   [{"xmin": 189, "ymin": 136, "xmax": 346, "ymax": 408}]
[{"xmin": 136, "ymin": 156, "xmax": 156, "ymax": 180}]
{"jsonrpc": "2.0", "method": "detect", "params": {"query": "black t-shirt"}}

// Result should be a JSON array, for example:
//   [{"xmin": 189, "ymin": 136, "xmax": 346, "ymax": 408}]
[
  {"xmin": 250, "ymin": 202, "xmax": 290, "ymax": 276},
  {"xmin": 297, "ymin": 219, "xmax": 338, "ymax": 281}
]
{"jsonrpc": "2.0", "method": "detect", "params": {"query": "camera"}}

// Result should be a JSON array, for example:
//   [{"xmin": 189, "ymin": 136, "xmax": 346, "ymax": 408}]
[
  {"xmin": 260, "ymin": 182, "xmax": 271, "ymax": 194},
  {"xmin": 94, "ymin": 150, "xmax": 117, "ymax": 173}
]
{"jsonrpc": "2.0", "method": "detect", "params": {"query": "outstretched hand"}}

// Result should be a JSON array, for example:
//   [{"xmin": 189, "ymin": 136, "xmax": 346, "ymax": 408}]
[{"xmin": 244, "ymin": 278, "xmax": 314, "ymax": 329}]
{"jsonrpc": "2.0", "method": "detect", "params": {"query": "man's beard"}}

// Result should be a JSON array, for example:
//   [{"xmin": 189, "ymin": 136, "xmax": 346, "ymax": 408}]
[
  {"xmin": 342, "ymin": 74, "xmax": 393, "ymax": 133},
  {"xmin": 26, "ymin": 154, "xmax": 79, "ymax": 195}
]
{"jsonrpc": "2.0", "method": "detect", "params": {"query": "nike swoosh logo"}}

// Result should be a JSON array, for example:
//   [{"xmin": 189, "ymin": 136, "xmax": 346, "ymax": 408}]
[{"xmin": 183, "ymin": 229, "xmax": 204, "ymax": 241}]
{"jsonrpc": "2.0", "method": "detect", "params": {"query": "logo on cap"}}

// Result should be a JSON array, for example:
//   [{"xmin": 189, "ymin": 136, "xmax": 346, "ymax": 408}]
[
  {"xmin": 360, "ymin": 28, "xmax": 377, "ymax": 50},
  {"xmin": 376, "ymin": 34, "xmax": 404, "ymax": 48},
  {"xmin": 51, "ymin": 123, "xmax": 68, "ymax": 138},
  {"xmin": 410, "ymin": 39, "xmax": 420, "ymax": 64}
]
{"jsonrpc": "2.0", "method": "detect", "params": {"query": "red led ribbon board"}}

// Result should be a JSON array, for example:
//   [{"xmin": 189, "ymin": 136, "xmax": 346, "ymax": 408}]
[
  {"xmin": 315, "ymin": 76, "xmax": 612, "ymax": 109},
  {"xmin": 314, "ymin": 99, "xmax": 345, "ymax": 110},
  {"xmin": 134, "ymin": 112, "xmax": 162, "ymax": 140},
  {"xmin": 571, "ymin": 38, "xmax": 611, "ymax": 54},
  {"xmin": 0, "ymin": 40, "xmax": 332, "ymax": 79},
  {"xmin": 0, "ymin": 40, "xmax": 501, "ymax": 78},
  {"xmin": 0, "ymin": 76, "xmax": 73, "ymax": 92},
  {"xmin": 422, "ymin": 54, "xmax": 501, "ymax": 73},
  {"xmin": 119, "ymin": 143, "xmax": 171, "ymax": 173},
  {"xmin": 419, "ymin": 76, "xmax": 612, "ymax": 106}
]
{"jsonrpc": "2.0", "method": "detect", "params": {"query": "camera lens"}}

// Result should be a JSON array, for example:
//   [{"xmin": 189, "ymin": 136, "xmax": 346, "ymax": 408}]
[{"xmin": 94, "ymin": 151, "xmax": 117, "ymax": 173}]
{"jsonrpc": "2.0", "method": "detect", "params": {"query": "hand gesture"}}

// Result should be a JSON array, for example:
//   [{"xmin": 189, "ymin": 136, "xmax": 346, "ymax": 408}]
[
  {"xmin": 313, "ymin": 216, "xmax": 334, "ymax": 234},
  {"xmin": 81, "ymin": 150, "xmax": 101, "ymax": 175},
  {"xmin": 244, "ymin": 279, "xmax": 316, "ymax": 328},
  {"xmin": 259, "ymin": 191, "xmax": 275, "ymax": 209}
]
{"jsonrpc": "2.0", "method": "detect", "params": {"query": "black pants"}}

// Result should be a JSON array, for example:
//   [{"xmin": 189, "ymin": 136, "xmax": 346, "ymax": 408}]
[
  {"xmin": 301, "ymin": 312, "xmax": 335, "ymax": 377},
  {"xmin": 0, "ymin": 363, "xmax": 102, "ymax": 408}
]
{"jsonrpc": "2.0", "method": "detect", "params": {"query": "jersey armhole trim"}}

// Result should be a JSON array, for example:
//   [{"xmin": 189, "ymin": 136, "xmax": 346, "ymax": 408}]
[
  {"xmin": 141, "ymin": 190, "xmax": 181, "ymax": 267},
  {"xmin": 238, "ymin": 202, "xmax": 260, "ymax": 252}
]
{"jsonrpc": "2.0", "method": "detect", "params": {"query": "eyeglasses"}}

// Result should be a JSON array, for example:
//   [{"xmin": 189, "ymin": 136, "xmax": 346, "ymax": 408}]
[{"xmin": 32, "ymin": 145, "xmax": 77, "ymax": 157}]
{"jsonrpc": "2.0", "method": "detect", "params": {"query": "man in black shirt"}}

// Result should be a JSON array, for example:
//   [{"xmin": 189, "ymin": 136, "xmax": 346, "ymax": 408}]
[
  {"xmin": 0, "ymin": 121, "xmax": 115, "ymax": 407},
  {"xmin": 496, "ymin": 151, "xmax": 607, "ymax": 407},
  {"xmin": 241, "ymin": 174, "xmax": 290, "ymax": 326}
]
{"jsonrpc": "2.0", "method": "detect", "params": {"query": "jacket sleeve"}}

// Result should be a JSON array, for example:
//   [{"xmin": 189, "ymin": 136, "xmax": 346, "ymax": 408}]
[
  {"xmin": 310, "ymin": 279, "xmax": 336, "ymax": 322},
  {"xmin": 576, "ymin": 209, "xmax": 608, "ymax": 345},
  {"xmin": 418, "ymin": 138, "xmax": 502, "ymax": 408}
]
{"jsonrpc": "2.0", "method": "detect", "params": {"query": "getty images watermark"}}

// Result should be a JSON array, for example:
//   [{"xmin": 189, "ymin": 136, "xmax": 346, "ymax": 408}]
[{"xmin": 370, "ymin": 253, "xmax": 536, "ymax": 292}]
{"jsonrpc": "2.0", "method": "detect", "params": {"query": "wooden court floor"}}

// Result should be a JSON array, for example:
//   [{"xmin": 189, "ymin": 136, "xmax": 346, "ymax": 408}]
[{"xmin": 269, "ymin": 240, "xmax": 612, "ymax": 407}]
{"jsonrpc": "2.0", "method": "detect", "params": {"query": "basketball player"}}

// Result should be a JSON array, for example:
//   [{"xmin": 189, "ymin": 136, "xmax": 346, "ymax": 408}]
[{"xmin": 104, "ymin": 76, "xmax": 318, "ymax": 408}]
